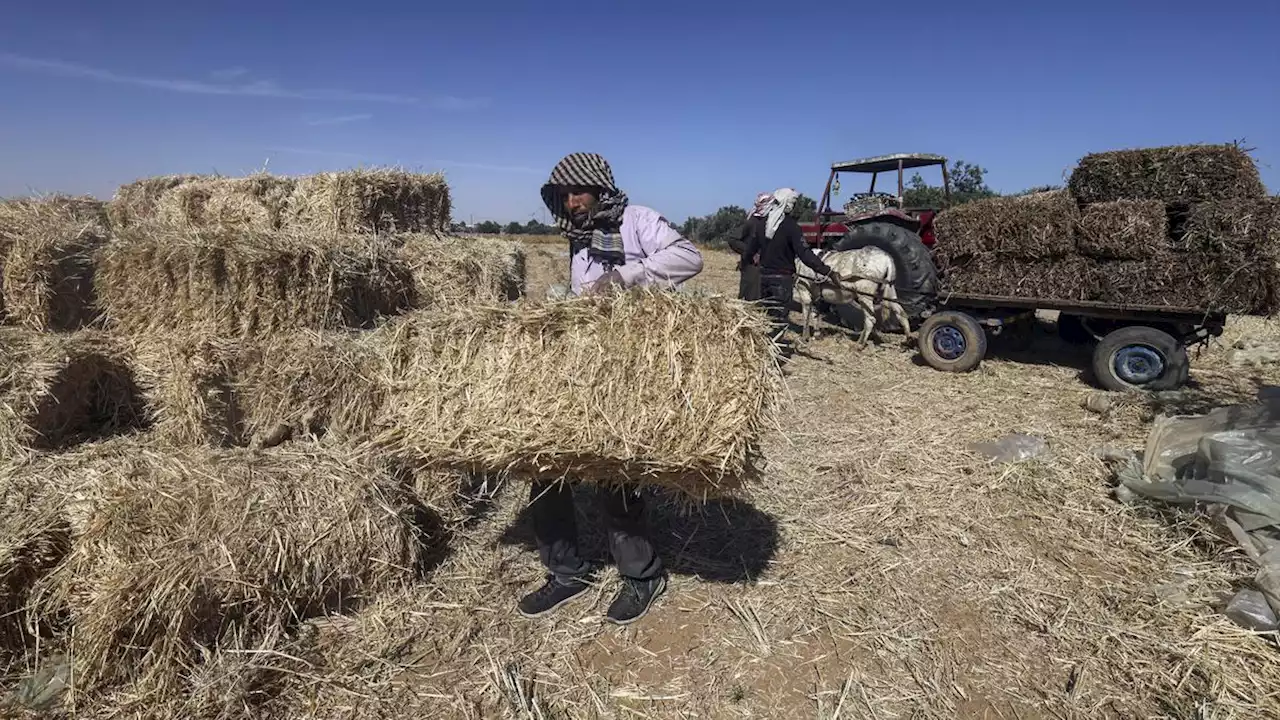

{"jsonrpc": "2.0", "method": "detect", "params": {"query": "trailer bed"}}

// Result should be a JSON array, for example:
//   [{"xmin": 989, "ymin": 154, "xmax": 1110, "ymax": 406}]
[{"xmin": 934, "ymin": 292, "xmax": 1227, "ymax": 326}]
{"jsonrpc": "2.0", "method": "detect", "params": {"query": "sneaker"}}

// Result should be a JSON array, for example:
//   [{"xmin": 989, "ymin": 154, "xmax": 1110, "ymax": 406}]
[
  {"xmin": 517, "ymin": 575, "xmax": 591, "ymax": 618},
  {"xmin": 605, "ymin": 575, "xmax": 667, "ymax": 625}
]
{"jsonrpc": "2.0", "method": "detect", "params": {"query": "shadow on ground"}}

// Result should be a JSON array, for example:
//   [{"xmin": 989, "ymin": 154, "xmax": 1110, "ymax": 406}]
[{"xmin": 498, "ymin": 485, "xmax": 780, "ymax": 583}]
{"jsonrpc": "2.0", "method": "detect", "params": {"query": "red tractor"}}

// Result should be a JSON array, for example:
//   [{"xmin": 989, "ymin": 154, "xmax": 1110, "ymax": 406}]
[{"xmin": 799, "ymin": 153, "xmax": 948, "ymax": 322}]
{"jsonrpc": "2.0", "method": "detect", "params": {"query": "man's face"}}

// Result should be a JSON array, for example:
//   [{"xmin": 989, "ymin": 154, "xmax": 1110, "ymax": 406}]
[{"xmin": 563, "ymin": 186, "xmax": 599, "ymax": 219}]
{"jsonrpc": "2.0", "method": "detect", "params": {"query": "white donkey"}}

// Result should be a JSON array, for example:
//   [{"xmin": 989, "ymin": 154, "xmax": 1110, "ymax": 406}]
[{"xmin": 794, "ymin": 247, "xmax": 911, "ymax": 346}]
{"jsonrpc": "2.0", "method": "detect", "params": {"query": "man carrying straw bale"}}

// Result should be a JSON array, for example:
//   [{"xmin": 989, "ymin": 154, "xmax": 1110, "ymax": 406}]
[{"xmin": 524, "ymin": 152, "xmax": 704, "ymax": 624}]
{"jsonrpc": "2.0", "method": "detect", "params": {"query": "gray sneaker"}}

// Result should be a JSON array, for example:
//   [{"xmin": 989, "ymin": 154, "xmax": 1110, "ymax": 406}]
[{"xmin": 605, "ymin": 576, "xmax": 667, "ymax": 625}]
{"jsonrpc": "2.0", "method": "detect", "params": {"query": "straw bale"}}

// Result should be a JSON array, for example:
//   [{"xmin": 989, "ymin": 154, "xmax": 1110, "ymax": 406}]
[
  {"xmin": 129, "ymin": 334, "xmax": 238, "ymax": 447},
  {"xmin": 374, "ymin": 292, "xmax": 783, "ymax": 497},
  {"xmin": 0, "ymin": 472, "xmax": 69, "ymax": 670},
  {"xmin": 1075, "ymin": 200, "xmax": 1170, "ymax": 260},
  {"xmin": 105, "ymin": 174, "xmax": 206, "ymax": 229},
  {"xmin": 27, "ymin": 442, "xmax": 430, "ymax": 699},
  {"xmin": 399, "ymin": 233, "xmax": 526, "ymax": 308},
  {"xmin": 0, "ymin": 196, "xmax": 109, "ymax": 330},
  {"xmin": 1068, "ymin": 144, "xmax": 1266, "ymax": 205},
  {"xmin": 939, "ymin": 255, "xmax": 1104, "ymax": 302},
  {"xmin": 152, "ymin": 174, "xmax": 297, "ymax": 231},
  {"xmin": 96, "ymin": 225, "xmax": 413, "ymax": 336},
  {"xmin": 230, "ymin": 330, "xmax": 388, "ymax": 448},
  {"xmin": 286, "ymin": 168, "xmax": 451, "ymax": 235},
  {"xmin": 1178, "ymin": 197, "xmax": 1280, "ymax": 255},
  {"xmin": 1090, "ymin": 257, "xmax": 1276, "ymax": 313},
  {"xmin": 932, "ymin": 190, "xmax": 1078, "ymax": 261},
  {"xmin": 0, "ymin": 330, "xmax": 150, "ymax": 457}
]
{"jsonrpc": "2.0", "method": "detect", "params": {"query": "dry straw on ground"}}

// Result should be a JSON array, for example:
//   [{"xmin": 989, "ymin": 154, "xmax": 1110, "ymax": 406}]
[
  {"xmin": 0, "ymin": 330, "xmax": 149, "ymax": 457},
  {"xmin": 286, "ymin": 169, "xmax": 451, "ymax": 235},
  {"xmin": 399, "ymin": 234, "xmax": 526, "ymax": 308},
  {"xmin": 932, "ymin": 189, "xmax": 1079, "ymax": 261},
  {"xmin": 105, "ymin": 175, "xmax": 207, "ymax": 229},
  {"xmin": 374, "ymin": 291, "xmax": 783, "ymax": 496},
  {"xmin": 1076, "ymin": 199, "xmax": 1170, "ymax": 260},
  {"xmin": 152, "ymin": 174, "xmax": 297, "ymax": 231},
  {"xmin": 24, "ymin": 442, "xmax": 431, "ymax": 712},
  {"xmin": 0, "ymin": 196, "xmax": 109, "ymax": 331},
  {"xmin": 96, "ymin": 225, "xmax": 413, "ymax": 336},
  {"xmin": 1068, "ymin": 144, "xmax": 1267, "ymax": 205}
]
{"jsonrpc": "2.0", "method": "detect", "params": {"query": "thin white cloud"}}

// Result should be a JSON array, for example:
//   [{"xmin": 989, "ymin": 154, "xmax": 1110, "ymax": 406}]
[
  {"xmin": 0, "ymin": 53, "xmax": 486, "ymax": 109},
  {"xmin": 305, "ymin": 113, "xmax": 373, "ymax": 127},
  {"xmin": 209, "ymin": 66, "xmax": 249, "ymax": 81}
]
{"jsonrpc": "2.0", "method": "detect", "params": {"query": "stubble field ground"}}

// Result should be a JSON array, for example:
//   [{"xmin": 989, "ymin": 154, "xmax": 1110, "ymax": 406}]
[{"xmin": 284, "ymin": 245, "xmax": 1280, "ymax": 719}]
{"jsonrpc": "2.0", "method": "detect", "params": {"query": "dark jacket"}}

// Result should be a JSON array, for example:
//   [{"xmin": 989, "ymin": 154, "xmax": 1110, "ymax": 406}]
[
  {"xmin": 729, "ymin": 216, "xmax": 765, "ymax": 259},
  {"xmin": 742, "ymin": 215, "xmax": 832, "ymax": 277}
]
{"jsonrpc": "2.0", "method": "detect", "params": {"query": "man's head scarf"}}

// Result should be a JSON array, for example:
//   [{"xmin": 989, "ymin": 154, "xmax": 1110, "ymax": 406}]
[
  {"xmin": 540, "ymin": 153, "xmax": 630, "ymax": 267},
  {"xmin": 765, "ymin": 187, "xmax": 800, "ymax": 239},
  {"xmin": 751, "ymin": 191, "xmax": 773, "ymax": 218}
]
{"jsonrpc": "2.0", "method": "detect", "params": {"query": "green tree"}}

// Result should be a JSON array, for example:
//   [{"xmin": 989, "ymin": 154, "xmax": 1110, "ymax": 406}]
[
  {"xmin": 525, "ymin": 219, "xmax": 554, "ymax": 235},
  {"xmin": 903, "ymin": 160, "xmax": 998, "ymax": 208},
  {"xmin": 687, "ymin": 205, "xmax": 748, "ymax": 248},
  {"xmin": 475, "ymin": 220, "xmax": 502, "ymax": 234},
  {"xmin": 503, "ymin": 221, "xmax": 525, "ymax": 235},
  {"xmin": 793, "ymin": 194, "xmax": 818, "ymax": 222},
  {"xmin": 681, "ymin": 216, "xmax": 703, "ymax": 239}
]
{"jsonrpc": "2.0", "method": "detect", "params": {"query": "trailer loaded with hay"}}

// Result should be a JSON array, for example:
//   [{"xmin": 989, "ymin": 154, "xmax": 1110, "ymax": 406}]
[{"xmin": 916, "ymin": 144, "xmax": 1277, "ymax": 392}]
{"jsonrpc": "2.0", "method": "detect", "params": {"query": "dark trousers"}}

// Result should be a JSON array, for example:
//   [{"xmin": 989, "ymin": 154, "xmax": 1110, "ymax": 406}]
[
  {"xmin": 738, "ymin": 264, "xmax": 761, "ymax": 302},
  {"xmin": 530, "ymin": 481, "xmax": 664, "ymax": 583},
  {"xmin": 759, "ymin": 273, "xmax": 795, "ymax": 340}
]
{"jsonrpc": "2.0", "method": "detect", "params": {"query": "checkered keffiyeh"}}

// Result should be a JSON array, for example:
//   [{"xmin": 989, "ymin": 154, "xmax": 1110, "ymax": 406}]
[
  {"xmin": 751, "ymin": 191, "xmax": 773, "ymax": 218},
  {"xmin": 540, "ymin": 153, "xmax": 630, "ymax": 267}
]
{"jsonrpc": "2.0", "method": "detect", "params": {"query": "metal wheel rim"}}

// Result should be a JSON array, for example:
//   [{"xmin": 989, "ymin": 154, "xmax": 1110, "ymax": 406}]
[
  {"xmin": 930, "ymin": 325, "xmax": 967, "ymax": 361},
  {"xmin": 1112, "ymin": 344, "xmax": 1166, "ymax": 385}
]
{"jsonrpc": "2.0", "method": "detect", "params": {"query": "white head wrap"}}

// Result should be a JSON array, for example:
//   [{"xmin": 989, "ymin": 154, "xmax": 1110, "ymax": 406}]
[{"xmin": 765, "ymin": 187, "xmax": 799, "ymax": 240}]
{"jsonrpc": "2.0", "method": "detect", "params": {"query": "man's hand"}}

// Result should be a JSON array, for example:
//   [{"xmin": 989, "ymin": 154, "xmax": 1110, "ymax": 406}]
[
  {"xmin": 821, "ymin": 270, "xmax": 846, "ymax": 285},
  {"xmin": 589, "ymin": 270, "xmax": 627, "ymax": 296}
]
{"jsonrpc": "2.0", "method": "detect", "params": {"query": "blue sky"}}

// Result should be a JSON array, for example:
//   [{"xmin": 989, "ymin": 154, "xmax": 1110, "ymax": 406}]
[{"xmin": 1, "ymin": 1, "xmax": 1277, "ymax": 224}]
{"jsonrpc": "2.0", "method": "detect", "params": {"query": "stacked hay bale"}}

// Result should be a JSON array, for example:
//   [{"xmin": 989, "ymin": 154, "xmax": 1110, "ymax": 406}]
[
  {"xmin": 0, "ymin": 472, "xmax": 70, "ymax": 673},
  {"xmin": 0, "ymin": 195, "xmax": 109, "ymax": 330},
  {"xmin": 16, "ymin": 441, "xmax": 435, "ymax": 714},
  {"xmin": 0, "ymin": 330, "xmax": 150, "ymax": 457},
  {"xmin": 95, "ymin": 224, "xmax": 414, "ymax": 336},
  {"xmin": 94, "ymin": 171, "xmax": 525, "ymax": 449},
  {"xmin": 934, "ymin": 144, "xmax": 1279, "ymax": 314},
  {"xmin": 107, "ymin": 168, "xmax": 450, "ymax": 235},
  {"xmin": 285, "ymin": 168, "xmax": 451, "ymax": 235}
]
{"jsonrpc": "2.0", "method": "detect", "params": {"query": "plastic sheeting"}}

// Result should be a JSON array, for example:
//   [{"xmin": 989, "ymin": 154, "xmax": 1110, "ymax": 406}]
[{"xmin": 1119, "ymin": 390, "xmax": 1280, "ymax": 622}]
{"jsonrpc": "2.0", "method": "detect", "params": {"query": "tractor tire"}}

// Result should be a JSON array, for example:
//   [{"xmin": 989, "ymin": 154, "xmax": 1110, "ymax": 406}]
[
  {"xmin": 835, "ymin": 221, "xmax": 938, "ymax": 324},
  {"xmin": 1091, "ymin": 325, "xmax": 1189, "ymax": 392}
]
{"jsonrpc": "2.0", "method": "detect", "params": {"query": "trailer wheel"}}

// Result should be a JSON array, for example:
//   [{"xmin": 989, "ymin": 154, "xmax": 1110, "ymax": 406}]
[
  {"xmin": 1092, "ymin": 326, "xmax": 1189, "ymax": 392},
  {"xmin": 919, "ymin": 311, "xmax": 987, "ymax": 373}
]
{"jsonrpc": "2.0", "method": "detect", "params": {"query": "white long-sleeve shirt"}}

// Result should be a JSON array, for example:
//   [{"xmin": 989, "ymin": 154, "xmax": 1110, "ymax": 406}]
[{"xmin": 570, "ymin": 205, "xmax": 704, "ymax": 295}]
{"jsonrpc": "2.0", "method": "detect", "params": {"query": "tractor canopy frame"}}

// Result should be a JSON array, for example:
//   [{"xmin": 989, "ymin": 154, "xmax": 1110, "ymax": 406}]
[{"xmin": 817, "ymin": 153, "xmax": 952, "ymax": 218}]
